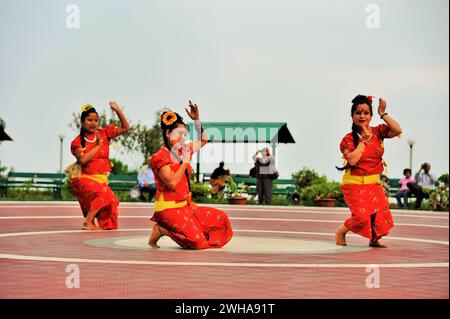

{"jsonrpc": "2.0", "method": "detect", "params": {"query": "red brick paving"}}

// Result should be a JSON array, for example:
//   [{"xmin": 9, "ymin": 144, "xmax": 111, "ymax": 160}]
[{"xmin": 0, "ymin": 202, "xmax": 448, "ymax": 299}]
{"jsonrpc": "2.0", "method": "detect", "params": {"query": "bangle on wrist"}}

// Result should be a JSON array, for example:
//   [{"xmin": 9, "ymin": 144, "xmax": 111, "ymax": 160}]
[
  {"xmin": 194, "ymin": 119, "xmax": 202, "ymax": 129},
  {"xmin": 195, "ymin": 126, "xmax": 204, "ymax": 133},
  {"xmin": 380, "ymin": 113, "xmax": 388, "ymax": 119}
]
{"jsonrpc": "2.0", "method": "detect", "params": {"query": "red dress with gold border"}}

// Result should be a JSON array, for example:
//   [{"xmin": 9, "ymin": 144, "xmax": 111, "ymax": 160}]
[
  {"xmin": 149, "ymin": 144, "xmax": 233, "ymax": 249},
  {"xmin": 340, "ymin": 124, "xmax": 394, "ymax": 241},
  {"xmin": 70, "ymin": 125, "xmax": 120, "ymax": 230}
]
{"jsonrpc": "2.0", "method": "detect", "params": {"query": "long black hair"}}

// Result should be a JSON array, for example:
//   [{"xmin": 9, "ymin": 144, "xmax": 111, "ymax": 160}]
[
  {"xmin": 80, "ymin": 105, "xmax": 98, "ymax": 148},
  {"xmin": 336, "ymin": 95, "xmax": 373, "ymax": 171},
  {"xmin": 160, "ymin": 111, "xmax": 189, "ymax": 151}
]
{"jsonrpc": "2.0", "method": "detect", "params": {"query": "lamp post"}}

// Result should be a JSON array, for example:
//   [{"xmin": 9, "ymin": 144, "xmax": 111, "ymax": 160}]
[
  {"xmin": 58, "ymin": 134, "xmax": 66, "ymax": 173},
  {"xmin": 407, "ymin": 139, "xmax": 415, "ymax": 172}
]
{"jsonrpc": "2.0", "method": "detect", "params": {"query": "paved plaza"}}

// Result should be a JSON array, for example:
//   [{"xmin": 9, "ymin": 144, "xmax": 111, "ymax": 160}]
[{"xmin": 0, "ymin": 202, "xmax": 448, "ymax": 299}]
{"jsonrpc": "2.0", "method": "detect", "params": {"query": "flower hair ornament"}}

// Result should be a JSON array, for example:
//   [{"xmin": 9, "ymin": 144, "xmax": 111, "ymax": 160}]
[
  {"xmin": 162, "ymin": 112, "xmax": 178, "ymax": 126},
  {"xmin": 81, "ymin": 104, "xmax": 94, "ymax": 112},
  {"xmin": 367, "ymin": 95, "xmax": 373, "ymax": 104}
]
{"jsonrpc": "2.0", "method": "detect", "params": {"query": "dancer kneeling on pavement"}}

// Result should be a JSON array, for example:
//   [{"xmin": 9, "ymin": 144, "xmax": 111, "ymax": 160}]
[
  {"xmin": 335, "ymin": 95, "xmax": 402, "ymax": 248},
  {"xmin": 148, "ymin": 101, "xmax": 233, "ymax": 249}
]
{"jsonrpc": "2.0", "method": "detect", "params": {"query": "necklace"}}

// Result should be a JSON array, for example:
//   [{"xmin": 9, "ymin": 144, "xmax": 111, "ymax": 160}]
[
  {"xmin": 84, "ymin": 135, "xmax": 97, "ymax": 143},
  {"xmin": 357, "ymin": 128, "xmax": 372, "ymax": 143},
  {"xmin": 357, "ymin": 134, "xmax": 372, "ymax": 144}
]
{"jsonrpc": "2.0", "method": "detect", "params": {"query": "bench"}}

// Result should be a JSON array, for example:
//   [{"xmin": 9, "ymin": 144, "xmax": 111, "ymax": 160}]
[
  {"xmin": 388, "ymin": 178, "xmax": 401, "ymax": 198},
  {"xmin": 0, "ymin": 172, "xmax": 65, "ymax": 199},
  {"xmin": 225, "ymin": 176, "xmax": 298, "ymax": 202},
  {"xmin": 202, "ymin": 173, "xmax": 251, "ymax": 183},
  {"xmin": 387, "ymin": 178, "xmax": 418, "ymax": 198},
  {"xmin": 202, "ymin": 173, "xmax": 212, "ymax": 183},
  {"xmin": 0, "ymin": 177, "xmax": 7, "ymax": 196},
  {"xmin": 234, "ymin": 176, "xmax": 296, "ymax": 193},
  {"xmin": 108, "ymin": 174, "xmax": 138, "ymax": 192}
]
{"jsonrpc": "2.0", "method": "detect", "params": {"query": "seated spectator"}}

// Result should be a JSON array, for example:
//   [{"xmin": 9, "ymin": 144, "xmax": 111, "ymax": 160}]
[
  {"xmin": 209, "ymin": 162, "xmax": 227, "ymax": 195},
  {"xmin": 138, "ymin": 160, "xmax": 156, "ymax": 202},
  {"xmin": 407, "ymin": 163, "xmax": 437, "ymax": 209},
  {"xmin": 395, "ymin": 168, "xmax": 415, "ymax": 209}
]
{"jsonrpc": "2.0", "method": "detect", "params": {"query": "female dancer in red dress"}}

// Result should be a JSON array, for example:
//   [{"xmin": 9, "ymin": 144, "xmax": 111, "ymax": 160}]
[
  {"xmin": 70, "ymin": 102, "xmax": 130, "ymax": 230},
  {"xmin": 148, "ymin": 101, "xmax": 233, "ymax": 249},
  {"xmin": 336, "ymin": 95, "xmax": 402, "ymax": 247}
]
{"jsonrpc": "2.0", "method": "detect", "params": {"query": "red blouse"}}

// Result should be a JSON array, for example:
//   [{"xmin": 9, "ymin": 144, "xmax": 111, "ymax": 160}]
[
  {"xmin": 340, "ymin": 124, "xmax": 390, "ymax": 176},
  {"xmin": 150, "ymin": 143, "xmax": 194, "ymax": 202},
  {"xmin": 70, "ymin": 125, "xmax": 120, "ymax": 175}
]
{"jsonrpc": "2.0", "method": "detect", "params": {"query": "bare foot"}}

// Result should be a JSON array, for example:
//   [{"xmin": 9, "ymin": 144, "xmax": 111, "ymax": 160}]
[
  {"xmin": 82, "ymin": 221, "xmax": 101, "ymax": 231},
  {"xmin": 369, "ymin": 240, "xmax": 388, "ymax": 248},
  {"xmin": 335, "ymin": 227, "xmax": 347, "ymax": 246},
  {"xmin": 148, "ymin": 224, "xmax": 164, "ymax": 248}
]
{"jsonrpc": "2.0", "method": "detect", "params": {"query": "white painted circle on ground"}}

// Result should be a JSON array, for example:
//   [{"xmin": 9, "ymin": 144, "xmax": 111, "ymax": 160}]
[
  {"xmin": 0, "ymin": 229, "xmax": 447, "ymax": 268},
  {"xmin": 106, "ymin": 235, "xmax": 369, "ymax": 254}
]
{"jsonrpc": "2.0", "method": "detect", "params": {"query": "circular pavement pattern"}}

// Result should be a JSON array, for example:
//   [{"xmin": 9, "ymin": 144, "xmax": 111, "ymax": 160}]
[
  {"xmin": 86, "ymin": 234, "xmax": 371, "ymax": 254},
  {"xmin": 0, "ymin": 202, "xmax": 448, "ymax": 298}
]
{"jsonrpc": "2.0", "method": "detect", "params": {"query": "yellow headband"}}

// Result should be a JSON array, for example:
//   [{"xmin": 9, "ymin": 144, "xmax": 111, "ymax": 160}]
[{"xmin": 81, "ymin": 104, "xmax": 94, "ymax": 112}]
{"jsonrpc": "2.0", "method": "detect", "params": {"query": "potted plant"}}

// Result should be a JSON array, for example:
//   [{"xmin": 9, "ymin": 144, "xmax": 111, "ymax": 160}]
[
  {"xmin": 301, "ymin": 182, "xmax": 342, "ymax": 207},
  {"xmin": 315, "ymin": 196, "xmax": 337, "ymax": 207},
  {"xmin": 429, "ymin": 173, "xmax": 449, "ymax": 212},
  {"xmin": 225, "ymin": 176, "xmax": 250, "ymax": 205}
]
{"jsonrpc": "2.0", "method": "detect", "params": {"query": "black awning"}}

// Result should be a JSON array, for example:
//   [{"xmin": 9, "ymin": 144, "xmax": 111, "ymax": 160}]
[{"xmin": 0, "ymin": 128, "xmax": 13, "ymax": 141}]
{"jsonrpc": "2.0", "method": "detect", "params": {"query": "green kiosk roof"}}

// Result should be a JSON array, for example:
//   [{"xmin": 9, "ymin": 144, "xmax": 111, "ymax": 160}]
[{"xmin": 187, "ymin": 122, "xmax": 295, "ymax": 144}]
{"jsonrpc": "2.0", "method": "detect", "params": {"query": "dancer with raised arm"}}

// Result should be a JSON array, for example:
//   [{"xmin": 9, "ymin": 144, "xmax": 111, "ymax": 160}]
[
  {"xmin": 148, "ymin": 101, "xmax": 233, "ymax": 249},
  {"xmin": 70, "ymin": 102, "xmax": 130, "ymax": 230},
  {"xmin": 336, "ymin": 95, "xmax": 402, "ymax": 247}
]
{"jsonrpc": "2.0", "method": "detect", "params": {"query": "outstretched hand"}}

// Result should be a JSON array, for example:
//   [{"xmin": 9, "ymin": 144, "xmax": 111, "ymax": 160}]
[
  {"xmin": 185, "ymin": 100, "xmax": 200, "ymax": 120},
  {"xmin": 378, "ymin": 98, "xmax": 387, "ymax": 116},
  {"xmin": 181, "ymin": 143, "xmax": 191, "ymax": 163},
  {"xmin": 109, "ymin": 101, "xmax": 121, "ymax": 113}
]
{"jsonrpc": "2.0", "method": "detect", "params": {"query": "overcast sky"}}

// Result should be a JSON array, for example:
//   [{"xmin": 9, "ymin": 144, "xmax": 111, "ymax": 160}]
[{"xmin": 0, "ymin": 0, "xmax": 448, "ymax": 181}]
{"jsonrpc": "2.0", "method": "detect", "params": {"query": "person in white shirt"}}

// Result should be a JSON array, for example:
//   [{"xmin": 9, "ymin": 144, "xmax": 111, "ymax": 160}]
[
  {"xmin": 252, "ymin": 147, "xmax": 277, "ymax": 205},
  {"xmin": 138, "ymin": 160, "xmax": 157, "ymax": 202},
  {"xmin": 407, "ymin": 163, "xmax": 437, "ymax": 209}
]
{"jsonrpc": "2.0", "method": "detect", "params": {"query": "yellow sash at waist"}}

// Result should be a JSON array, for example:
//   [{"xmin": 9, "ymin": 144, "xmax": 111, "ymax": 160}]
[
  {"xmin": 73, "ymin": 174, "xmax": 108, "ymax": 185},
  {"xmin": 342, "ymin": 170, "xmax": 380, "ymax": 185},
  {"xmin": 154, "ymin": 193, "xmax": 189, "ymax": 212}
]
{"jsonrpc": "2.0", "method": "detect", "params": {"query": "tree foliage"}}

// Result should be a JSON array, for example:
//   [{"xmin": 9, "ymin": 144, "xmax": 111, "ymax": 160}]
[{"xmin": 110, "ymin": 158, "xmax": 137, "ymax": 175}]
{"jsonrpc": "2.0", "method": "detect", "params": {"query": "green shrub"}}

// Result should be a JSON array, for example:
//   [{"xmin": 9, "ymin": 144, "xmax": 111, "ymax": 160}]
[
  {"xmin": 5, "ymin": 185, "xmax": 54, "ymax": 201},
  {"xmin": 271, "ymin": 195, "xmax": 291, "ymax": 206},
  {"xmin": 429, "ymin": 173, "xmax": 449, "ymax": 211},
  {"xmin": 191, "ymin": 182, "xmax": 213, "ymax": 201},
  {"xmin": 62, "ymin": 177, "xmax": 76, "ymax": 201},
  {"xmin": 292, "ymin": 167, "xmax": 327, "ymax": 192}
]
